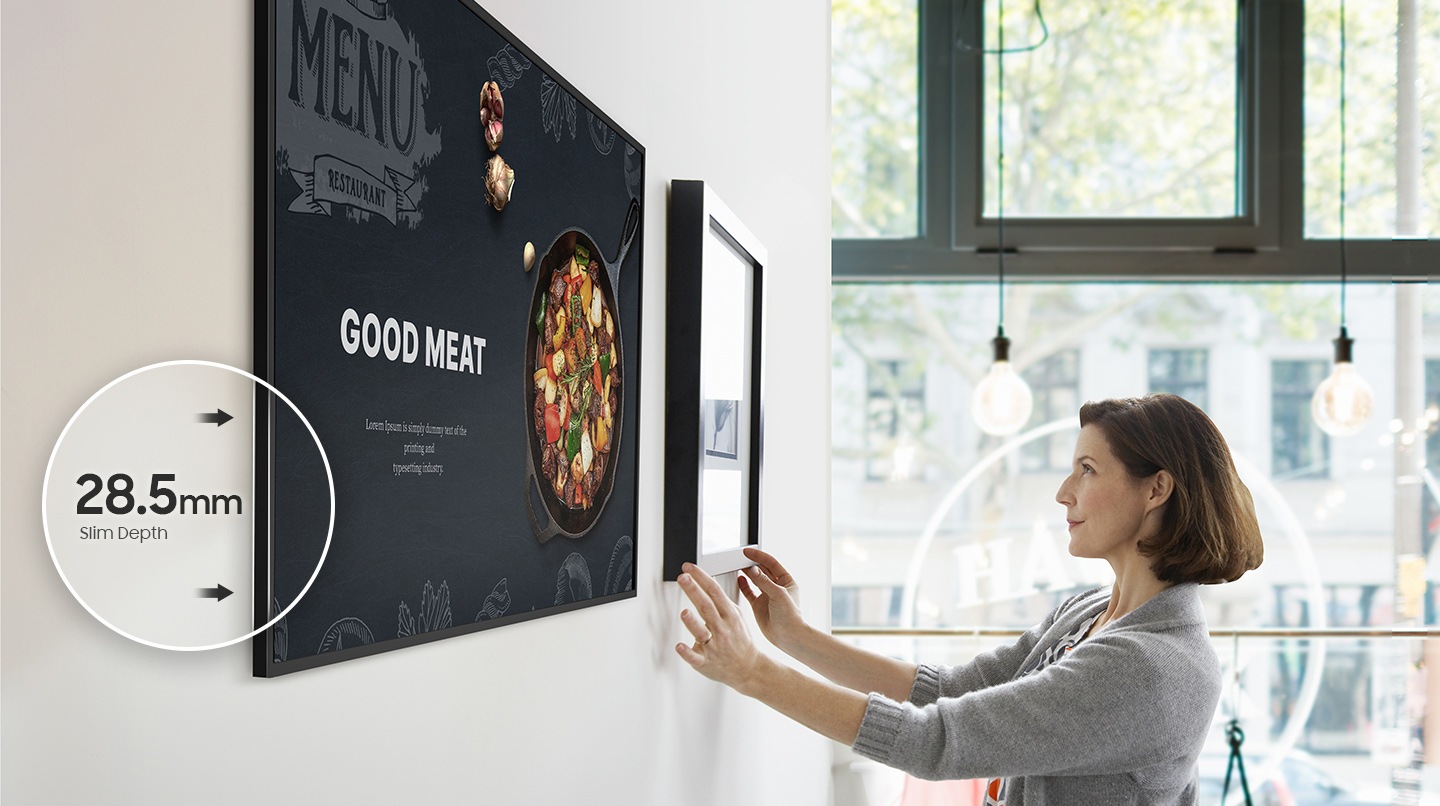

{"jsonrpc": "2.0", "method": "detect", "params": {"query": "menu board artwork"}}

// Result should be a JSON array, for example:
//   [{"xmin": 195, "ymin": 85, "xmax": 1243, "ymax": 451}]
[{"xmin": 255, "ymin": 0, "xmax": 643, "ymax": 675}]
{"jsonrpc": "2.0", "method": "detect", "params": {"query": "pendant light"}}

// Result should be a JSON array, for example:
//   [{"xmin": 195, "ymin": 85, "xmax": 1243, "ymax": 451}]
[
  {"xmin": 1311, "ymin": 0, "xmax": 1374, "ymax": 437},
  {"xmin": 972, "ymin": 0, "xmax": 1034, "ymax": 437}
]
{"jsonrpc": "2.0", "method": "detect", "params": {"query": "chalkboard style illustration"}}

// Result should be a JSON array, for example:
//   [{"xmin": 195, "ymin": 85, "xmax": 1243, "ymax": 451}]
[
  {"xmin": 276, "ymin": 0, "xmax": 442, "ymax": 228},
  {"xmin": 272, "ymin": 598, "xmax": 289, "ymax": 663},
  {"xmin": 555, "ymin": 553, "xmax": 592, "ymax": 605},
  {"xmin": 625, "ymin": 144, "xmax": 643, "ymax": 200},
  {"xmin": 258, "ymin": 0, "xmax": 643, "ymax": 675},
  {"xmin": 588, "ymin": 111, "xmax": 616, "ymax": 156},
  {"xmin": 347, "ymin": 0, "xmax": 389, "ymax": 20},
  {"xmin": 540, "ymin": 74, "xmax": 577, "ymax": 142},
  {"xmin": 397, "ymin": 580, "xmax": 453, "ymax": 637},
  {"xmin": 605, "ymin": 536, "xmax": 633, "ymax": 595},
  {"xmin": 475, "ymin": 578, "xmax": 512, "ymax": 621},
  {"xmin": 318, "ymin": 618, "xmax": 376, "ymax": 653},
  {"xmin": 487, "ymin": 44, "xmax": 531, "ymax": 90}
]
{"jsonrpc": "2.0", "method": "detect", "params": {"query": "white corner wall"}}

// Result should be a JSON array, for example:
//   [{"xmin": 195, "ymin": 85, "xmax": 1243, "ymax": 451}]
[{"xmin": 0, "ymin": 0, "xmax": 834, "ymax": 803}]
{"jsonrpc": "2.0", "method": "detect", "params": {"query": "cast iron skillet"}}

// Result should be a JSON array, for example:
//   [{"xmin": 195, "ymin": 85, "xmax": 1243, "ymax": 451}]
[{"xmin": 524, "ymin": 198, "xmax": 640, "ymax": 543}]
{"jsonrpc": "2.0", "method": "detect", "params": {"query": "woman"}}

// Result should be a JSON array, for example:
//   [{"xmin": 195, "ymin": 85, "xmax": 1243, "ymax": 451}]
[{"xmin": 675, "ymin": 394, "xmax": 1263, "ymax": 805}]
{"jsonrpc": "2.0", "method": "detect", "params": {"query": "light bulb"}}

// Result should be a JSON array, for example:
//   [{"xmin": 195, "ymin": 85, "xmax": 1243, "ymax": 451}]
[
  {"xmin": 973, "ymin": 360, "xmax": 1034, "ymax": 436},
  {"xmin": 1311, "ymin": 330, "xmax": 1373, "ymax": 436},
  {"xmin": 972, "ymin": 333, "xmax": 1033, "ymax": 437}
]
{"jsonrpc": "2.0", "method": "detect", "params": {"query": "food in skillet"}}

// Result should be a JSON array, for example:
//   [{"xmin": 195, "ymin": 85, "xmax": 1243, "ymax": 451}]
[{"xmin": 531, "ymin": 242, "xmax": 620, "ymax": 511}]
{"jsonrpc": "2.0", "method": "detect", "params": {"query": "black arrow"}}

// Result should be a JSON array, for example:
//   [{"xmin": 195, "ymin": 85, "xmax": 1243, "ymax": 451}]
[
  {"xmin": 196, "ymin": 584, "xmax": 233, "ymax": 602},
  {"xmin": 195, "ymin": 409, "xmax": 233, "ymax": 427}
]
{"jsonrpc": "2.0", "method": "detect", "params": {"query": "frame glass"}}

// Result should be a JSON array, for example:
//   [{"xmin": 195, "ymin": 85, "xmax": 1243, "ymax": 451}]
[{"xmin": 664, "ymin": 180, "xmax": 767, "ymax": 579}]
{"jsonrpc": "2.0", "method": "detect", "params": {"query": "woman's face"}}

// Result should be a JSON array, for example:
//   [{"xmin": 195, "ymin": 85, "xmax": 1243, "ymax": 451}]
[{"xmin": 1054, "ymin": 425, "xmax": 1160, "ymax": 562}]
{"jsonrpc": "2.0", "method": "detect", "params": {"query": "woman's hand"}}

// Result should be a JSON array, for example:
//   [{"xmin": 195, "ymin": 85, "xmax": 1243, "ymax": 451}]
[
  {"xmin": 675, "ymin": 563, "xmax": 767, "ymax": 693},
  {"xmin": 738, "ymin": 547, "xmax": 807, "ymax": 654}
]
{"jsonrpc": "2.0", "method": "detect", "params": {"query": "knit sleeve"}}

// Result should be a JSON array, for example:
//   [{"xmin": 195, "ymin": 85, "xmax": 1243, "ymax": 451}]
[
  {"xmin": 854, "ymin": 627, "xmax": 1220, "ymax": 781},
  {"xmin": 907, "ymin": 599, "xmax": 1067, "ymax": 706}
]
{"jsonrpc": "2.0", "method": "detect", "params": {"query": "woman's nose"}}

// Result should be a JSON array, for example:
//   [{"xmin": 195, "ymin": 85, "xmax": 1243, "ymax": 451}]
[{"xmin": 1055, "ymin": 477, "xmax": 1073, "ymax": 506}]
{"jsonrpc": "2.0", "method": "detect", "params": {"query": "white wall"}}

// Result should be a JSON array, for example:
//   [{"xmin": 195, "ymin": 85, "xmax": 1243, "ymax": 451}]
[{"xmin": 0, "ymin": 1, "xmax": 834, "ymax": 803}]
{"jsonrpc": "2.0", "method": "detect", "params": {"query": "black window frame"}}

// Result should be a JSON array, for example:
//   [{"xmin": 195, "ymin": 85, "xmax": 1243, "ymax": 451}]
[{"xmin": 832, "ymin": 0, "xmax": 1434, "ymax": 282}]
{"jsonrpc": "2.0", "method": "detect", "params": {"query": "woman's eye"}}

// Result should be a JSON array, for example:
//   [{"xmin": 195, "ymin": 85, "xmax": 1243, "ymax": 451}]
[{"xmin": 1081, "ymin": 464, "xmax": 1094, "ymax": 474}]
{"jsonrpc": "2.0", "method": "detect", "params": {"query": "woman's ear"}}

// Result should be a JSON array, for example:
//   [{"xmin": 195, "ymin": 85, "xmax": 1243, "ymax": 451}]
[{"xmin": 1147, "ymin": 470, "xmax": 1175, "ymax": 515}]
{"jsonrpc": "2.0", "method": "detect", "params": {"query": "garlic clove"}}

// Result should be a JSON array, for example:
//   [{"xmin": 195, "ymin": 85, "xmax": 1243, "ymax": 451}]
[
  {"xmin": 485, "ymin": 154, "xmax": 514, "ymax": 211},
  {"xmin": 482, "ymin": 80, "xmax": 505, "ymax": 121}
]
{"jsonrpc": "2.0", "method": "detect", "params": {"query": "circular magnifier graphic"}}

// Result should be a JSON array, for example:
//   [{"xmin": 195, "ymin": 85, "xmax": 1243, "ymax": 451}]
[{"xmin": 42, "ymin": 360, "xmax": 333, "ymax": 651}]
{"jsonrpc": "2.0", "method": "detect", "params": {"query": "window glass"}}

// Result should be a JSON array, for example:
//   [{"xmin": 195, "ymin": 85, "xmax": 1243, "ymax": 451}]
[
  {"xmin": 864, "ymin": 359, "xmax": 926, "ymax": 481},
  {"xmin": 1271, "ymin": 359, "xmax": 1330, "ymax": 480},
  {"xmin": 1020, "ymin": 350, "xmax": 1078, "ymax": 472},
  {"xmin": 1304, "ymin": 0, "xmax": 1440, "ymax": 237},
  {"xmin": 832, "ymin": 281, "xmax": 1440, "ymax": 802},
  {"xmin": 981, "ymin": 1, "xmax": 1239, "ymax": 218},
  {"xmin": 1148, "ymin": 348, "xmax": 1209, "ymax": 409},
  {"xmin": 832, "ymin": 281, "xmax": 1414, "ymax": 632},
  {"xmin": 831, "ymin": 0, "xmax": 919, "ymax": 238}
]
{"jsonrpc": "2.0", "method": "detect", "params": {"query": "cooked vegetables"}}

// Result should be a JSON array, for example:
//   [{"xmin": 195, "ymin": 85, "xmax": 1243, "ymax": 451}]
[{"xmin": 531, "ymin": 241, "xmax": 620, "ymax": 511}]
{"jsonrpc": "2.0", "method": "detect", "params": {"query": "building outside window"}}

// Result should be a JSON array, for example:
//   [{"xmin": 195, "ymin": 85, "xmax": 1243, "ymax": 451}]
[
  {"xmin": 1428, "ymin": 358, "xmax": 1440, "ymax": 472},
  {"xmin": 1271, "ymin": 360, "xmax": 1331, "ymax": 480},
  {"xmin": 1148, "ymin": 348, "xmax": 1209, "ymax": 410},
  {"xmin": 864, "ymin": 359, "xmax": 926, "ymax": 482},
  {"xmin": 1020, "ymin": 349, "xmax": 1079, "ymax": 472}
]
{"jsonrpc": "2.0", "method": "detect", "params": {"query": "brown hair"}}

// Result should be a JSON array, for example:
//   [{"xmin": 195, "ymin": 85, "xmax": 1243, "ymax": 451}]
[{"xmin": 1079, "ymin": 394, "xmax": 1263, "ymax": 584}]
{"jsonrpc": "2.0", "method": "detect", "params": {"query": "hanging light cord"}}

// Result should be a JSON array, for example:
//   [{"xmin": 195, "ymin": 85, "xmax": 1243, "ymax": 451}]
[
  {"xmin": 997, "ymin": 0, "xmax": 1006, "ymax": 337},
  {"xmin": 1338, "ymin": 0, "xmax": 1348, "ymax": 334},
  {"xmin": 956, "ymin": 0, "xmax": 1049, "ymax": 54}
]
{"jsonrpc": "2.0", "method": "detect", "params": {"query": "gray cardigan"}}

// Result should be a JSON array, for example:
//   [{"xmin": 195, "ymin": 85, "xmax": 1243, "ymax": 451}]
[{"xmin": 852, "ymin": 583, "xmax": 1220, "ymax": 805}]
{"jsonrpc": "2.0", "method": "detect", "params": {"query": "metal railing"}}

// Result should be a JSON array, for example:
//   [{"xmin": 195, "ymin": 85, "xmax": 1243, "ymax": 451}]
[{"xmin": 833, "ymin": 626, "xmax": 1440, "ymax": 639}]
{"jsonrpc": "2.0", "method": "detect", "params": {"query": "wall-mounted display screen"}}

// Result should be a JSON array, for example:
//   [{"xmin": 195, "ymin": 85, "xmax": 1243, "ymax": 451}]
[{"xmin": 255, "ymin": 0, "xmax": 644, "ymax": 675}]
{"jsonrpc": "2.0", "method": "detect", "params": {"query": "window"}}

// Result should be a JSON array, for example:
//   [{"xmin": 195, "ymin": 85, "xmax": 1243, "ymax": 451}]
[
  {"xmin": 981, "ymin": 1, "xmax": 1240, "ymax": 219},
  {"xmin": 1271, "ymin": 359, "xmax": 1330, "ymax": 479},
  {"xmin": 1304, "ymin": 0, "xmax": 1440, "ymax": 237},
  {"xmin": 830, "ymin": 3, "xmax": 1439, "ymax": 799},
  {"xmin": 1428, "ymin": 358, "xmax": 1440, "ymax": 472},
  {"xmin": 1020, "ymin": 349, "xmax": 1078, "ymax": 472},
  {"xmin": 831, "ymin": 0, "xmax": 1435, "ymax": 279},
  {"xmin": 832, "ymin": 283, "xmax": 1425, "ymax": 798},
  {"xmin": 864, "ymin": 359, "xmax": 926, "ymax": 481},
  {"xmin": 1148, "ymin": 348, "xmax": 1209, "ymax": 409},
  {"xmin": 831, "ymin": 0, "xmax": 918, "ymax": 238},
  {"xmin": 833, "ymin": 585, "xmax": 903, "ymax": 628}
]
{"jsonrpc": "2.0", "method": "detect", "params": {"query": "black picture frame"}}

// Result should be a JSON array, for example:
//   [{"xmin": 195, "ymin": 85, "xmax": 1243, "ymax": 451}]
[
  {"xmin": 254, "ymin": 0, "xmax": 643, "ymax": 676},
  {"xmin": 663, "ymin": 180, "xmax": 766, "ymax": 580}
]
